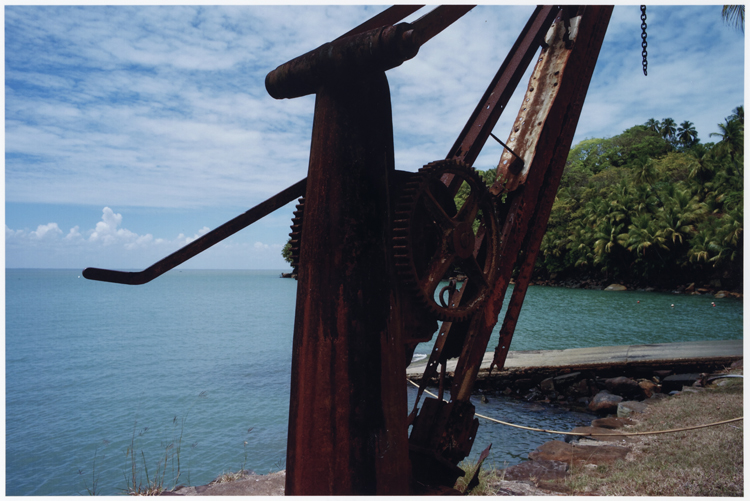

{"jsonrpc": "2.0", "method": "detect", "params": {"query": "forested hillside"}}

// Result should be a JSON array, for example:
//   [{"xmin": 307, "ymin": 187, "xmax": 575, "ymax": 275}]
[
  {"xmin": 283, "ymin": 108, "xmax": 743, "ymax": 291},
  {"xmin": 533, "ymin": 108, "xmax": 743, "ymax": 290}
]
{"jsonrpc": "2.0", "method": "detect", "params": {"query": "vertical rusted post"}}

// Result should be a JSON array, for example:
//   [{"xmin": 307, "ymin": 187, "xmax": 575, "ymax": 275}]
[{"xmin": 285, "ymin": 72, "xmax": 409, "ymax": 495}]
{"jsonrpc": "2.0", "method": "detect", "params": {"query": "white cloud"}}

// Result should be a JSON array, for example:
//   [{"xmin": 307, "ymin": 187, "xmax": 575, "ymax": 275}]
[
  {"xmin": 185, "ymin": 227, "xmax": 210, "ymax": 244},
  {"xmin": 66, "ymin": 226, "xmax": 82, "ymax": 240},
  {"xmin": 31, "ymin": 223, "xmax": 63, "ymax": 239},
  {"xmin": 4, "ymin": 5, "xmax": 743, "ymax": 270},
  {"xmin": 5, "ymin": 207, "xmax": 290, "ymax": 270}
]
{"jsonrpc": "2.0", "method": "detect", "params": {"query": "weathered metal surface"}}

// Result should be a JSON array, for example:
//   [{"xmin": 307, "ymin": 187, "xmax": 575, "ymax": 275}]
[
  {"xmin": 408, "ymin": 5, "xmax": 474, "ymax": 45},
  {"xmin": 82, "ymin": 178, "xmax": 307, "ymax": 285},
  {"xmin": 285, "ymin": 72, "xmax": 409, "ymax": 495},
  {"xmin": 448, "ymin": 6, "xmax": 614, "ymax": 404},
  {"xmin": 393, "ymin": 160, "xmax": 500, "ymax": 323},
  {"xmin": 280, "ymin": 6, "xmax": 476, "ymax": 495},
  {"xmin": 464, "ymin": 443, "xmax": 492, "ymax": 494},
  {"xmin": 493, "ymin": 10, "xmax": 581, "ymax": 193},
  {"xmin": 407, "ymin": 278, "xmax": 467, "ymax": 425},
  {"xmin": 408, "ymin": 397, "xmax": 478, "ymax": 488},
  {"xmin": 443, "ymin": 5, "xmax": 558, "ymax": 190},
  {"xmin": 266, "ymin": 23, "xmax": 420, "ymax": 100},
  {"xmin": 83, "ymin": 5, "xmax": 614, "ymax": 495},
  {"xmin": 338, "ymin": 5, "xmax": 423, "ymax": 40},
  {"xmin": 490, "ymin": 6, "xmax": 613, "ymax": 373}
]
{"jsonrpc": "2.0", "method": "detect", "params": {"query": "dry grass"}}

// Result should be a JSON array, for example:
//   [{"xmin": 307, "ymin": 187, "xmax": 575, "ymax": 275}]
[
  {"xmin": 211, "ymin": 470, "xmax": 251, "ymax": 485},
  {"xmin": 563, "ymin": 373, "xmax": 743, "ymax": 496},
  {"xmin": 455, "ymin": 461, "xmax": 507, "ymax": 495}
]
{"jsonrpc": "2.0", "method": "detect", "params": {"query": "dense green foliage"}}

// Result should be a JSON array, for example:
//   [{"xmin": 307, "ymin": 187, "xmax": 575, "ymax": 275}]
[
  {"xmin": 281, "ymin": 109, "xmax": 742, "ymax": 290},
  {"xmin": 535, "ymin": 108, "xmax": 743, "ymax": 288}
]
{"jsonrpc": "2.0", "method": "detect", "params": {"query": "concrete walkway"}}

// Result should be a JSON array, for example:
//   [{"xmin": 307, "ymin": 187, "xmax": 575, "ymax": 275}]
[{"xmin": 406, "ymin": 339, "xmax": 743, "ymax": 376}]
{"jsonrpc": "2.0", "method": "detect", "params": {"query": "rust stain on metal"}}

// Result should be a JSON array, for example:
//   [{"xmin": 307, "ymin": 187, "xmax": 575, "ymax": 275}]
[
  {"xmin": 495, "ymin": 15, "xmax": 581, "ymax": 193},
  {"xmin": 82, "ymin": 5, "xmax": 615, "ymax": 496}
]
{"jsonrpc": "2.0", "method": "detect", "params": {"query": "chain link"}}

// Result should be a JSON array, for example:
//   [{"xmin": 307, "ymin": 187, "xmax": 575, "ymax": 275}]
[{"xmin": 640, "ymin": 5, "xmax": 648, "ymax": 76}]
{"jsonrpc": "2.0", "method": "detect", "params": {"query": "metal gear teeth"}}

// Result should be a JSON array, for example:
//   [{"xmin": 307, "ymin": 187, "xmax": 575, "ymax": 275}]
[
  {"xmin": 288, "ymin": 197, "xmax": 305, "ymax": 275},
  {"xmin": 391, "ymin": 159, "xmax": 498, "ymax": 322}
]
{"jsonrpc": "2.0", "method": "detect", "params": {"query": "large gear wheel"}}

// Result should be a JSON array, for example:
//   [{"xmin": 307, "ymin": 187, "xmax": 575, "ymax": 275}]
[{"xmin": 394, "ymin": 159, "xmax": 500, "ymax": 322}]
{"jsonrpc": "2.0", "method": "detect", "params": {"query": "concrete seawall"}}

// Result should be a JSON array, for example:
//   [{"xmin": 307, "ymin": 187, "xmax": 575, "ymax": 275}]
[{"xmin": 406, "ymin": 339, "xmax": 743, "ymax": 380}]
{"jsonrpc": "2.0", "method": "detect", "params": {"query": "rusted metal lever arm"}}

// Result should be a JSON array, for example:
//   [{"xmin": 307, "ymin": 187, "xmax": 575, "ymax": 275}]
[
  {"xmin": 82, "ymin": 178, "xmax": 307, "ymax": 285},
  {"xmin": 266, "ymin": 5, "xmax": 474, "ymax": 100}
]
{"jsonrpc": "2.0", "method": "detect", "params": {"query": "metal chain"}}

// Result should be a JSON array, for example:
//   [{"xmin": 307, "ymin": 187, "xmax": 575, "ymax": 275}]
[{"xmin": 640, "ymin": 5, "xmax": 648, "ymax": 76}]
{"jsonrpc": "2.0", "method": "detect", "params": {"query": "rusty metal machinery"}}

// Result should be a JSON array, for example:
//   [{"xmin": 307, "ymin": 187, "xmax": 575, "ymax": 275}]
[
  {"xmin": 83, "ymin": 4, "xmax": 613, "ymax": 495},
  {"xmin": 394, "ymin": 160, "xmax": 500, "ymax": 323}
]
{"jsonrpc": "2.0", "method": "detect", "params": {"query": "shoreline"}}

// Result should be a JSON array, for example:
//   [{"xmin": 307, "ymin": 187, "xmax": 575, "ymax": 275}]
[
  {"xmin": 407, "ymin": 340, "xmax": 743, "ymax": 414},
  {"xmin": 522, "ymin": 276, "xmax": 743, "ymax": 298}
]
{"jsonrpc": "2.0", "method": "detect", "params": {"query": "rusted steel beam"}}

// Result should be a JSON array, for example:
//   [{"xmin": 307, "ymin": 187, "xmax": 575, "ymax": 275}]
[
  {"xmin": 449, "ymin": 6, "xmax": 614, "ymax": 403},
  {"xmin": 267, "ymin": 6, "xmax": 473, "ymax": 101},
  {"xmin": 443, "ymin": 5, "xmax": 559, "ymax": 188},
  {"xmin": 338, "ymin": 5, "xmax": 424, "ymax": 40},
  {"xmin": 490, "ymin": 5, "xmax": 613, "ymax": 373},
  {"xmin": 284, "ymin": 72, "xmax": 410, "ymax": 495},
  {"xmin": 266, "ymin": 23, "xmax": 420, "ymax": 100},
  {"xmin": 409, "ymin": 5, "xmax": 475, "ymax": 45},
  {"xmin": 82, "ymin": 178, "xmax": 307, "ymax": 285}
]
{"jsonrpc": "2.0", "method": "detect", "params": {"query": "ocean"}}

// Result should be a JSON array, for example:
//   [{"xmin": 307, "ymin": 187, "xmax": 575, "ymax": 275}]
[{"xmin": 5, "ymin": 269, "xmax": 743, "ymax": 495}]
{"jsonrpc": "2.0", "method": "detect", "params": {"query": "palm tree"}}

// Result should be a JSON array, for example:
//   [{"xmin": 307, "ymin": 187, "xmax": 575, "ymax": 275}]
[
  {"xmin": 660, "ymin": 118, "xmax": 677, "ymax": 142},
  {"xmin": 644, "ymin": 118, "xmax": 660, "ymax": 133},
  {"xmin": 730, "ymin": 105, "xmax": 744, "ymax": 125},
  {"xmin": 677, "ymin": 121, "xmax": 699, "ymax": 148},
  {"xmin": 633, "ymin": 159, "xmax": 657, "ymax": 186},
  {"xmin": 710, "ymin": 118, "xmax": 743, "ymax": 162},
  {"xmin": 722, "ymin": 5, "xmax": 744, "ymax": 32},
  {"xmin": 621, "ymin": 214, "xmax": 669, "ymax": 258},
  {"xmin": 658, "ymin": 188, "xmax": 705, "ymax": 247}
]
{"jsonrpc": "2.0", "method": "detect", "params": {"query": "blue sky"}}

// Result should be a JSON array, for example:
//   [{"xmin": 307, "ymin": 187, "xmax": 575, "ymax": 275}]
[{"xmin": 5, "ymin": 5, "xmax": 744, "ymax": 271}]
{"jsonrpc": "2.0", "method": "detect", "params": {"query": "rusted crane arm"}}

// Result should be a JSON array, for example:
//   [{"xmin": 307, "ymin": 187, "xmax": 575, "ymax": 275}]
[{"xmin": 82, "ymin": 178, "xmax": 307, "ymax": 285}]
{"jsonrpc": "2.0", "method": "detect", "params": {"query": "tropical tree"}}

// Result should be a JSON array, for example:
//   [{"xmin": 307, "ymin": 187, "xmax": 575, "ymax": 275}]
[
  {"xmin": 644, "ymin": 118, "xmax": 660, "ymax": 133},
  {"xmin": 710, "ymin": 117, "xmax": 743, "ymax": 163},
  {"xmin": 660, "ymin": 118, "xmax": 677, "ymax": 143},
  {"xmin": 676, "ymin": 121, "xmax": 699, "ymax": 149},
  {"xmin": 722, "ymin": 5, "xmax": 744, "ymax": 31},
  {"xmin": 730, "ymin": 105, "xmax": 744, "ymax": 124}
]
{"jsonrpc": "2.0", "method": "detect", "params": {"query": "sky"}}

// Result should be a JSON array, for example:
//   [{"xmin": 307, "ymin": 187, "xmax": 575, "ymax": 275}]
[{"xmin": 4, "ymin": 4, "xmax": 745, "ymax": 271}]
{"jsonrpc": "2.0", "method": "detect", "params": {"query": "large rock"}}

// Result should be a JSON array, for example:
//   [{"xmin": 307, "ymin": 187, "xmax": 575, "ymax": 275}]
[
  {"xmin": 565, "ymin": 378, "xmax": 591, "ymax": 397},
  {"xmin": 661, "ymin": 373, "xmax": 701, "ymax": 393},
  {"xmin": 591, "ymin": 417, "xmax": 634, "ymax": 429},
  {"xmin": 528, "ymin": 440, "xmax": 630, "ymax": 464},
  {"xmin": 540, "ymin": 377, "xmax": 555, "ymax": 392},
  {"xmin": 569, "ymin": 426, "xmax": 632, "ymax": 443},
  {"xmin": 638, "ymin": 379, "xmax": 658, "ymax": 398},
  {"xmin": 588, "ymin": 390, "xmax": 623, "ymax": 414},
  {"xmin": 604, "ymin": 284, "xmax": 627, "ymax": 291},
  {"xmin": 502, "ymin": 460, "xmax": 569, "ymax": 481},
  {"xmin": 617, "ymin": 400, "xmax": 648, "ymax": 418},
  {"xmin": 553, "ymin": 371, "xmax": 582, "ymax": 388},
  {"xmin": 604, "ymin": 376, "xmax": 641, "ymax": 399}
]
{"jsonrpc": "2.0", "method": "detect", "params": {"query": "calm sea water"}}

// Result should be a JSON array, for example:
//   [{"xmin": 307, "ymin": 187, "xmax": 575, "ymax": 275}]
[{"xmin": 6, "ymin": 269, "xmax": 743, "ymax": 495}]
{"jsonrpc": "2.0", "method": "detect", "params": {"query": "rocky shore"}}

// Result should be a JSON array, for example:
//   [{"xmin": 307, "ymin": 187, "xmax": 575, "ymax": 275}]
[
  {"xmin": 524, "ymin": 276, "xmax": 742, "ymax": 298},
  {"xmin": 492, "ymin": 358, "xmax": 744, "ymax": 494},
  {"xmin": 470, "ymin": 355, "xmax": 740, "ymax": 414},
  {"xmin": 165, "ymin": 357, "xmax": 741, "ymax": 496}
]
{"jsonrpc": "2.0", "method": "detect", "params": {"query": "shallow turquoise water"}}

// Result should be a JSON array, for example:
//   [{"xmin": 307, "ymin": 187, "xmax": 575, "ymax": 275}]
[{"xmin": 6, "ymin": 269, "xmax": 742, "ymax": 495}]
